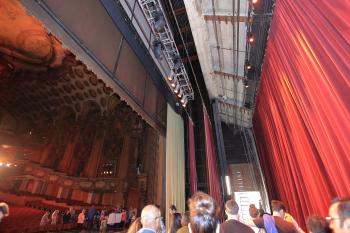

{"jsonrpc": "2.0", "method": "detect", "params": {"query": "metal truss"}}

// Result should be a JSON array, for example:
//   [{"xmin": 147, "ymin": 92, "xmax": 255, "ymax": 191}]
[
  {"xmin": 241, "ymin": 127, "xmax": 270, "ymax": 212},
  {"xmin": 138, "ymin": 0, "xmax": 194, "ymax": 101}
]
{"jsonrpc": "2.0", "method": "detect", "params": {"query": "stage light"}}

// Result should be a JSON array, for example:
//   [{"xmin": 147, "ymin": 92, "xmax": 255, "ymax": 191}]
[
  {"xmin": 167, "ymin": 70, "xmax": 175, "ymax": 81},
  {"xmin": 0, "ymin": 162, "xmax": 3, "ymax": 166},
  {"xmin": 177, "ymin": 89, "xmax": 183, "ymax": 98},
  {"xmin": 182, "ymin": 98, "xmax": 188, "ymax": 107},
  {"xmin": 170, "ymin": 77, "xmax": 177, "ymax": 88},
  {"xmin": 152, "ymin": 39, "xmax": 163, "ymax": 60},
  {"xmin": 6, "ymin": 163, "xmax": 11, "ymax": 167},
  {"xmin": 180, "ymin": 95, "xmax": 187, "ymax": 104},
  {"xmin": 246, "ymin": 64, "xmax": 252, "ymax": 70},
  {"xmin": 153, "ymin": 11, "xmax": 166, "ymax": 32},
  {"xmin": 244, "ymin": 80, "xmax": 249, "ymax": 88},
  {"xmin": 248, "ymin": 34, "xmax": 255, "ymax": 43},
  {"xmin": 174, "ymin": 83, "xmax": 180, "ymax": 94},
  {"xmin": 252, "ymin": 0, "xmax": 259, "ymax": 4}
]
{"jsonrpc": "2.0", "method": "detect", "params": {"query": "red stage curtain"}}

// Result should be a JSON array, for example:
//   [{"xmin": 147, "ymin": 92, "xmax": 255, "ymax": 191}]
[
  {"xmin": 253, "ymin": 0, "xmax": 350, "ymax": 229},
  {"xmin": 203, "ymin": 107, "xmax": 222, "ymax": 208},
  {"xmin": 188, "ymin": 118, "xmax": 198, "ymax": 195}
]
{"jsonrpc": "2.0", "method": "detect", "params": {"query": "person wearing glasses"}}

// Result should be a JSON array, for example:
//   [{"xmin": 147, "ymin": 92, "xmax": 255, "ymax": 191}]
[
  {"xmin": 327, "ymin": 199, "xmax": 350, "ymax": 233},
  {"xmin": 138, "ymin": 205, "xmax": 162, "ymax": 233}
]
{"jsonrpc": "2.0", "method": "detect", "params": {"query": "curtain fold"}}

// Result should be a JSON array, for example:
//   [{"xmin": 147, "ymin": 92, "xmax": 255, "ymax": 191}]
[
  {"xmin": 188, "ymin": 118, "xmax": 197, "ymax": 195},
  {"xmin": 166, "ymin": 104, "xmax": 185, "ymax": 229},
  {"xmin": 203, "ymin": 107, "xmax": 222, "ymax": 208},
  {"xmin": 253, "ymin": 0, "xmax": 350, "ymax": 229}
]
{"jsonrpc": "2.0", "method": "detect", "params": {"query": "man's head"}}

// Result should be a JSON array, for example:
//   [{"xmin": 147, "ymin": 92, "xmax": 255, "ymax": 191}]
[
  {"xmin": 141, "ymin": 205, "xmax": 162, "ymax": 232},
  {"xmin": 249, "ymin": 204, "xmax": 259, "ymax": 219},
  {"xmin": 271, "ymin": 200, "xmax": 286, "ymax": 219},
  {"xmin": 306, "ymin": 215, "xmax": 327, "ymax": 233},
  {"xmin": 170, "ymin": 205, "xmax": 177, "ymax": 214},
  {"xmin": 0, "ymin": 202, "xmax": 9, "ymax": 222},
  {"xmin": 225, "ymin": 199, "xmax": 239, "ymax": 219},
  {"xmin": 328, "ymin": 200, "xmax": 350, "ymax": 233}
]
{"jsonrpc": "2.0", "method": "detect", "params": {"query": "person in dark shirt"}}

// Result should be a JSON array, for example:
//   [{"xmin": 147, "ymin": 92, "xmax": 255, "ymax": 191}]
[
  {"xmin": 63, "ymin": 209, "xmax": 71, "ymax": 223},
  {"xmin": 220, "ymin": 199, "xmax": 255, "ymax": 233}
]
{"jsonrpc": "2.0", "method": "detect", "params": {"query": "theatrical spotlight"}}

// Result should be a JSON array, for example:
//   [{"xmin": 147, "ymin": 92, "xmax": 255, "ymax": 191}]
[
  {"xmin": 248, "ymin": 34, "xmax": 255, "ymax": 43},
  {"xmin": 245, "ymin": 63, "xmax": 253, "ymax": 70},
  {"xmin": 244, "ymin": 80, "xmax": 249, "ymax": 88},
  {"xmin": 251, "ymin": 0, "xmax": 259, "ymax": 5},
  {"xmin": 177, "ymin": 89, "xmax": 183, "ymax": 98},
  {"xmin": 181, "ymin": 96, "xmax": 188, "ymax": 107},
  {"xmin": 153, "ymin": 11, "xmax": 166, "ymax": 32},
  {"xmin": 170, "ymin": 78, "xmax": 177, "ymax": 88},
  {"xmin": 152, "ymin": 39, "xmax": 163, "ymax": 60},
  {"xmin": 167, "ymin": 70, "xmax": 175, "ymax": 81},
  {"xmin": 173, "ymin": 83, "xmax": 180, "ymax": 94},
  {"xmin": 180, "ymin": 95, "xmax": 187, "ymax": 104}
]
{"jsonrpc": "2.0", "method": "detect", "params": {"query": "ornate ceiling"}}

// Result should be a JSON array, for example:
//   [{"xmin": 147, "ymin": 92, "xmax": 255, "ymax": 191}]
[{"xmin": 0, "ymin": 0, "xmax": 139, "ymax": 126}]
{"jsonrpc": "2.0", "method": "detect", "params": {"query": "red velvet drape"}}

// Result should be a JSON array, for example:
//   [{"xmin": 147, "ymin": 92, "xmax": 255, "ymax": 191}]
[
  {"xmin": 253, "ymin": 0, "xmax": 350, "ymax": 229},
  {"xmin": 188, "ymin": 118, "xmax": 197, "ymax": 195},
  {"xmin": 203, "ymin": 107, "xmax": 222, "ymax": 208}
]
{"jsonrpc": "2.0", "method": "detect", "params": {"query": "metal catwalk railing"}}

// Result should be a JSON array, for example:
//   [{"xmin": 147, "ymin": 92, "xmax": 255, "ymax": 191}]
[
  {"xmin": 241, "ymin": 127, "xmax": 270, "ymax": 212},
  {"xmin": 137, "ymin": 0, "xmax": 194, "ymax": 103}
]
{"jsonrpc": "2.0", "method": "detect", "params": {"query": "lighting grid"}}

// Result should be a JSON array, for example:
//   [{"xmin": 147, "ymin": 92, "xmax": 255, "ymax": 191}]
[{"xmin": 138, "ymin": 0, "xmax": 194, "ymax": 106}]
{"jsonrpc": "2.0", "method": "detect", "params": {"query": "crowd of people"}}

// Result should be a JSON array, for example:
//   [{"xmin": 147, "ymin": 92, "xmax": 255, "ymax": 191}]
[
  {"xmin": 37, "ymin": 205, "xmax": 138, "ymax": 231},
  {"xmin": 130, "ymin": 192, "xmax": 349, "ymax": 233},
  {"xmin": 1, "ymin": 192, "xmax": 349, "ymax": 233}
]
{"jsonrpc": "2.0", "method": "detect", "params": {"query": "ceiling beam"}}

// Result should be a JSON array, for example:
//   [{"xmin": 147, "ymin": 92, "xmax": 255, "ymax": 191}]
[
  {"xmin": 212, "ymin": 70, "xmax": 246, "ymax": 80},
  {"xmin": 180, "ymin": 25, "xmax": 191, "ymax": 33},
  {"xmin": 169, "ymin": 7, "xmax": 186, "ymax": 16},
  {"xmin": 177, "ymin": 41, "xmax": 195, "ymax": 50},
  {"xmin": 203, "ymin": 15, "xmax": 252, "ymax": 23},
  {"xmin": 182, "ymin": 55, "xmax": 198, "ymax": 63}
]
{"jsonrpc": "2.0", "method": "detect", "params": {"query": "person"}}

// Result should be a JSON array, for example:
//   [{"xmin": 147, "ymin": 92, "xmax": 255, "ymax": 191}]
[
  {"xmin": 177, "ymin": 211, "xmax": 190, "ymax": 233},
  {"xmin": 251, "ymin": 210, "xmax": 297, "ymax": 233},
  {"xmin": 77, "ymin": 209, "xmax": 86, "ymax": 229},
  {"xmin": 108, "ymin": 209, "xmax": 117, "ymax": 228},
  {"xmin": 327, "ymin": 199, "xmax": 350, "ymax": 233},
  {"xmin": 170, "ymin": 213, "xmax": 182, "ymax": 233},
  {"xmin": 0, "ymin": 202, "xmax": 9, "ymax": 222},
  {"xmin": 40, "ymin": 211, "xmax": 51, "ymax": 226},
  {"xmin": 247, "ymin": 204, "xmax": 266, "ymax": 233},
  {"xmin": 127, "ymin": 217, "xmax": 142, "ymax": 233},
  {"xmin": 271, "ymin": 200, "xmax": 305, "ymax": 233},
  {"xmin": 122, "ymin": 209, "xmax": 127, "ymax": 228},
  {"xmin": 51, "ymin": 210, "xmax": 59, "ymax": 224},
  {"xmin": 306, "ymin": 215, "xmax": 329, "ymax": 233},
  {"xmin": 100, "ymin": 210, "xmax": 108, "ymax": 233},
  {"xmin": 137, "ymin": 205, "xmax": 162, "ymax": 233},
  {"xmin": 220, "ymin": 199, "xmax": 254, "ymax": 233},
  {"xmin": 87, "ymin": 205, "xmax": 97, "ymax": 230},
  {"xmin": 188, "ymin": 191, "xmax": 218, "ymax": 233},
  {"xmin": 170, "ymin": 205, "xmax": 177, "ymax": 215},
  {"xmin": 63, "ymin": 209, "xmax": 71, "ymax": 223}
]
